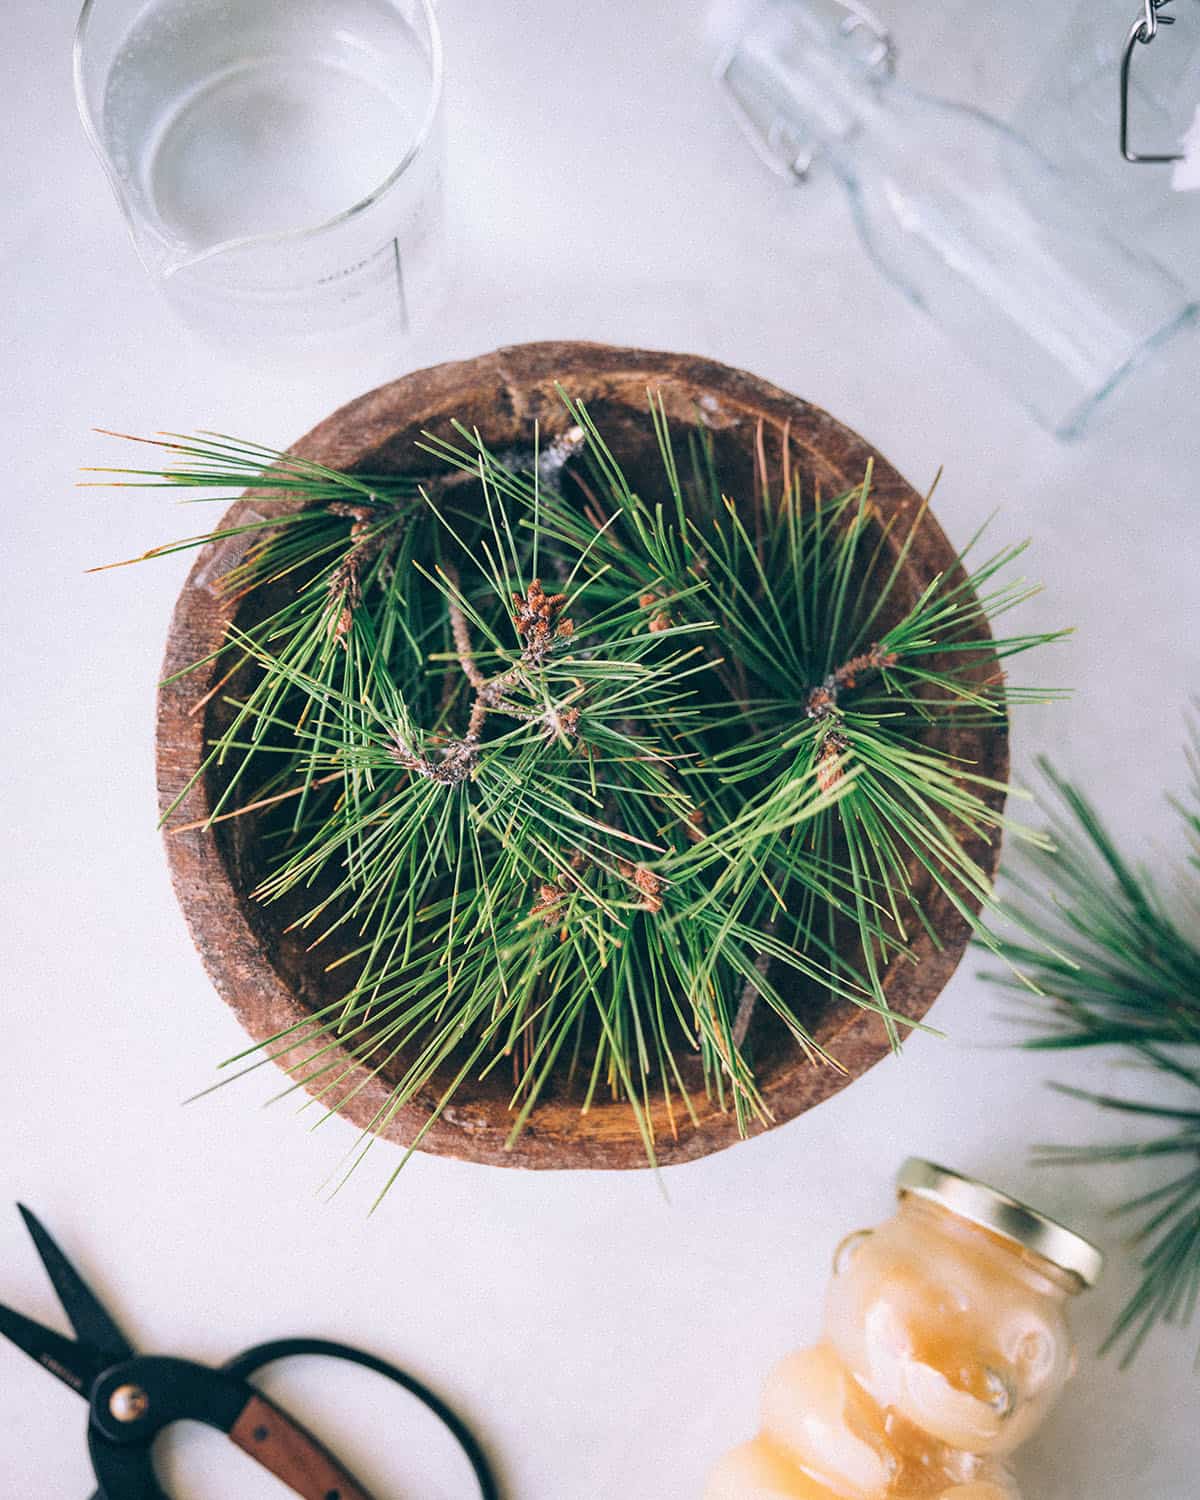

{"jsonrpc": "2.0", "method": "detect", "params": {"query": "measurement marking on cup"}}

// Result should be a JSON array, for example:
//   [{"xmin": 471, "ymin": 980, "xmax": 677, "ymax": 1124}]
[
  {"xmin": 393, "ymin": 237, "xmax": 410, "ymax": 334},
  {"xmin": 317, "ymin": 253, "xmax": 377, "ymax": 284}
]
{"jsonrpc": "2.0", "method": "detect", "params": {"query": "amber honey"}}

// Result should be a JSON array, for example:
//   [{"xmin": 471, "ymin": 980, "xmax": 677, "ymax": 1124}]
[{"xmin": 705, "ymin": 1160, "xmax": 1101, "ymax": 1499}]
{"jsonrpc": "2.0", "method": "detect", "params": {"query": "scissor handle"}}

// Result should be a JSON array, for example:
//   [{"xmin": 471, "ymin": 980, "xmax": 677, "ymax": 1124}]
[
  {"xmin": 86, "ymin": 1433, "xmax": 167, "ymax": 1500},
  {"xmin": 223, "ymin": 1338, "xmax": 501, "ymax": 1500},
  {"xmin": 230, "ymin": 1389, "xmax": 375, "ymax": 1499},
  {"xmin": 87, "ymin": 1355, "xmax": 375, "ymax": 1500}
]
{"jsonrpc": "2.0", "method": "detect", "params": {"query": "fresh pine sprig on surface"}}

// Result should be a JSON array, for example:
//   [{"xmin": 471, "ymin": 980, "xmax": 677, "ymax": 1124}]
[
  {"xmin": 984, "ymin": 729, "xmax": 1200, "ymax": 1365},
  {"xmin": 95, "ymin": 394, "xmax": 1062, "ymax": 1193}
]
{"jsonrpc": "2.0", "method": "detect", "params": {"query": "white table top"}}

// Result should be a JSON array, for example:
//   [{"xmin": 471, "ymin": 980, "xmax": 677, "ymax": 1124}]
[{"xmin": 4, "ymin": 2, "xmax": 1199, "ymax": 1496}]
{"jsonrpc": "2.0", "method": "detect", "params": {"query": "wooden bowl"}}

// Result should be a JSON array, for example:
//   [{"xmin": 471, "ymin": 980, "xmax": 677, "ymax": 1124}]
[{"xmin": 157, "ymin": 341, "xmax": 1007, "ymax": 1170}]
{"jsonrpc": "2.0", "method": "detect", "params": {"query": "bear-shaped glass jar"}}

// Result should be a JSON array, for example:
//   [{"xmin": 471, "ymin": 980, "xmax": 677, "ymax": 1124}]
[{"xmin": 705, "ymin": 1159, "xmax": 1103, "ymax": 1498}]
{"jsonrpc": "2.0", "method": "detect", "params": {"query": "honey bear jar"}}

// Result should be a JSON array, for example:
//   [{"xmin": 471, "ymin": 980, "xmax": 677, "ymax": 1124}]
[{"xmin": 705, "ymin": 1159, "xmax": 1103, "ymax": 1498}]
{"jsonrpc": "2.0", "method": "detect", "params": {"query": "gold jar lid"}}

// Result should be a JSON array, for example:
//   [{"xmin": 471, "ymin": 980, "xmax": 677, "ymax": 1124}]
[{"xmin": 897, "ymin": 1158, "xmax": 1104, "ymax": 1289}]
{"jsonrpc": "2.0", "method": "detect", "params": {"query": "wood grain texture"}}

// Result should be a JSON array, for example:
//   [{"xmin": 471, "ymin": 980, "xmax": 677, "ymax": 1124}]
[
  {"xmin": 156, "ymin": 340, "xmax": 1009, "ymax": 1170},
  {"xmin": 230, "ymin": 1393, "xmax": 374, "ymax": 1500}
]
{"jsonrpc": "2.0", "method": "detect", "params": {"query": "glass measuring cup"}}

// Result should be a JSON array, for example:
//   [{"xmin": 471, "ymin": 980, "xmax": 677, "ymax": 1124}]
[{"xmin": 74, "ymin": 0, "xmax": 445, "ymax": 353}]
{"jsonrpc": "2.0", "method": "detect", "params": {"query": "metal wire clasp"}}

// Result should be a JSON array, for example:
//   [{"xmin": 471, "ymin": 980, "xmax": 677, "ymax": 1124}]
[
  {"xmin": 1120, "ymin": 0, "xmax": 1185, "ymax": 161},
  {"xmin": 838, "ymin": 0, "xmax": 895, "ymax": 73}
]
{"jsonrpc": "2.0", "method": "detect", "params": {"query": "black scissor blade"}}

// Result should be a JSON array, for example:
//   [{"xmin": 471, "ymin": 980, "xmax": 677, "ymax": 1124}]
[
  {"xmin": 0, "ymin": 1299, "xmax": 105, "ymax": 1397},
  {"xmin": 17, "ymin": 1205, "xmax": 132, "ymax": 1362}
]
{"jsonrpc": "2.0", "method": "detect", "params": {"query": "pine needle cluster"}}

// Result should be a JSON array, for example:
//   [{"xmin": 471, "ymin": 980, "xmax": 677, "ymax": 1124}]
[
  {"xmin": 985, "ymin": 730, "xmax": 1200, "ymax": 1366},
  {"xmin": 93, "ymin": 392, "xmax": 1062, "ymax": 1192}
]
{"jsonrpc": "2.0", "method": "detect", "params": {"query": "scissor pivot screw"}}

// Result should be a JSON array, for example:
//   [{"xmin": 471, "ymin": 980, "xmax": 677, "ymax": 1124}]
[{"xmin": 108, "ymin": 1384, "xmax": 149, "ymax": 1423}]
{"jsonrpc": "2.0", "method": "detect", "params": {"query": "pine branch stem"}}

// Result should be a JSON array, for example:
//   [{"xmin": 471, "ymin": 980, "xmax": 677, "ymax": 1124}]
[
  {"xmin": 806, "ymin": 644, "xmax": 897, "ymax": 721},
  {"xmin": 394, "ymin": 577, "xmax": 579, "ymax": 783},
  {"xmin": 325, "ymin": 500, "xmax": 404, "ymax": 642},
  {"xmin": 442, "ymin": 562, "xmax": 488, "ymax": 691},
  {"xmin": 733, "ymin": 941, "xmax": 772, "ymax": 1048}
]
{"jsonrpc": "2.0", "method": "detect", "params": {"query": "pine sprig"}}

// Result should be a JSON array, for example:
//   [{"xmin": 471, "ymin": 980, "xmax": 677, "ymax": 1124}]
[
  {"xmin": 984, "ymin": 730, "xmax": 1200, "ymax": 1365},
  {"xmin": 427, "ymin": 397, "xmax": 1066, "ymax": 1021},
  {"xmin": 96, "ymin": 398, "xmax": 1062, "ymax": 1192}
]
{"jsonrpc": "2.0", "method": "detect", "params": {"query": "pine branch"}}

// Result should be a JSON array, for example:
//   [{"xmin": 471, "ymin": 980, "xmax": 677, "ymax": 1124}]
[{"xmin": 983, "ymin": 725, "xmax": 1200, "ymax": 1366}]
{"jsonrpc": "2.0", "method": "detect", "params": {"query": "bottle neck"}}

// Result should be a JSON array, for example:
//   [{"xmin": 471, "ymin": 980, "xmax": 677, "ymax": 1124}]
[{"xmin": 721, "ymin": 0, "xmax": 893, "ymax": 177}]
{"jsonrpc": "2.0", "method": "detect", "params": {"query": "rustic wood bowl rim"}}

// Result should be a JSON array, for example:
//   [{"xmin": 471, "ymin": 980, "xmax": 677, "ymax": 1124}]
[{"xmin": 156, "ymin": 340, "xmax": 1008, "ymax": 1171}]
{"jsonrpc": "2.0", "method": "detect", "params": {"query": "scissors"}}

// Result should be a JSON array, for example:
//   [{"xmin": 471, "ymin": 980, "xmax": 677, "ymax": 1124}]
[{"xmin": 0, "ymin": 1205, "xmax": 500, "ymax": 1499}]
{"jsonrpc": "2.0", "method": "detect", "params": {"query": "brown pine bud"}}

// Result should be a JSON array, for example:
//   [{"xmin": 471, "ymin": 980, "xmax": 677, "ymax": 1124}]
[
  {"xmin": 531, "ymin": 882, "xmax": 565, "ymax": 927},
  {"xmin": 633, "ymin": 867, "xmax": 663, "ymax": 913},
  {"xmin": 513, "ymin": 579, "xmax": 570, "ymax": 664},
  {"xmin": 638, "ymin": 589, "xmax": 671, "ymax": 633},
  {"xmin": 541, "ymin": 705, "xmax": 581, "ymax": 742},
  {"xmin": 816, "ymin": 733, "xmax": 850, "ymax": 794},
  {"xmin": 618, "ymin": 860, "xmax": 663, "ymax": 913},
  {"xmin": 806, "ymin": 685, "xmax": 836, "ymax": 720}
]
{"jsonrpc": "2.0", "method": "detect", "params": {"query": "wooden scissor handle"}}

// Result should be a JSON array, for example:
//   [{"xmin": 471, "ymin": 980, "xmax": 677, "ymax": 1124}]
[
  {"xmin": 230, "ymin": 1391, "xmax": 376, "ymax": 1500},
  {"xmin": 223, "ymin": 1337, "xmax": 500, "ymax": 1499}
]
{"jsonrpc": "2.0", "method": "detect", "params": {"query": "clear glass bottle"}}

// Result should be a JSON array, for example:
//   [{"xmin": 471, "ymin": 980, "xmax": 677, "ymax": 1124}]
[
  {"xmin": 718, "ymin": 0, "xmax": 1197, "ymax": 436},
  {"xmin": 705, "ymin": 1158, "xmax": 1102, "ymax": 1499}
]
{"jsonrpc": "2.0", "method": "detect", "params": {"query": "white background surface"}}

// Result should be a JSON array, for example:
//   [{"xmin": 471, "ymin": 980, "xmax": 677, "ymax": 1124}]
[{"xmin": 3, "ymin": 2, "xmax": 1200, "ymax": 1497}]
